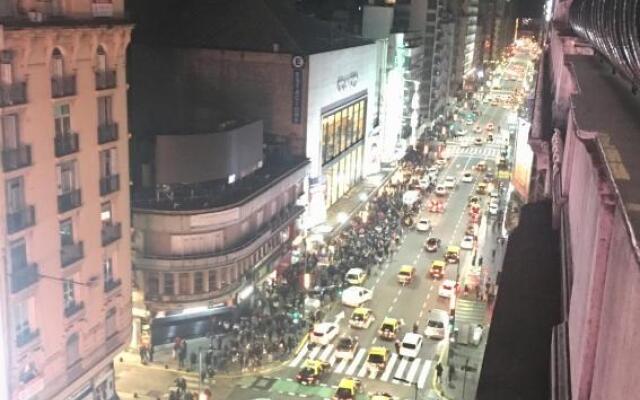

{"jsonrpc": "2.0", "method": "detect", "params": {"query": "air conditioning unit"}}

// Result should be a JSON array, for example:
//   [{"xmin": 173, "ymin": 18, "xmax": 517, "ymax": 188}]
[{"xmin": 27, "ymin": 11, "xmax": 44, "ymax": 22}]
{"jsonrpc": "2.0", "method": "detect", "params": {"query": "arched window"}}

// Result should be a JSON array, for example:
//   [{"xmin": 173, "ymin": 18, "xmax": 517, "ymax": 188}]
[
  {"xmin": 96, "ymin": 45, "xmax": 107, "ymax": 72},
  {"xmin": 51, "ymin": 48, "xmax": 64, "ymax": 78}
]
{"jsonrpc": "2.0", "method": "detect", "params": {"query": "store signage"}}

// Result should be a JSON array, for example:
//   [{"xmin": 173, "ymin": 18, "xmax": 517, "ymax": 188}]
[
  {"xmin": 292, "ymin": 55, "xmax": 305, "ymax": 124},
  {"xmin": 337, "ymin": 72, "xmax": 359, "ymax": 91}
]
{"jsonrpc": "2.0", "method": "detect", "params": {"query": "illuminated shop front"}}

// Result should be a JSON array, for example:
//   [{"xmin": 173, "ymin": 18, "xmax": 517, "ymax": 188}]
[{"xmin": 321, "ymin": 96, "xmax": 367, "ymax": 206}]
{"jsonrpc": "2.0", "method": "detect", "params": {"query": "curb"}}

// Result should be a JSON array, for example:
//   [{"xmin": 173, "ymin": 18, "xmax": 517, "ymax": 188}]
[{"xmin": 431, "ymin": 344, "xmax": 451, "ymax": 400}]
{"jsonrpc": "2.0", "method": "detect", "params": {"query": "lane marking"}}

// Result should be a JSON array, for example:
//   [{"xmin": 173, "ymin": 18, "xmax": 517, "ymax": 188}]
[
  {"xmin": 388, "ymin": 305, "xmax": 394, "ymax": 312},
  {"xmin": 393, "ymin": 358, "xmax": 409, "ymax": 381},
  {"xmin": 308, "ymin": 345, "xmax": 322, "ymax": 360},
  {"xmin": 357, "ymin": 359, "xmax": 369, "ymax": 378},
  {"xmin": 289, "ymin": 345, "xmax": 308, "ymax": 367},
  {"xmin": 381, "ymin": 353, "xmax": 399, "ymax": 382},
  {"xmin": 405, "ymin": 358, "xmax": 422, "ymax": 383},
  {"xmin": 345, "ymin": 348, "xmax": 366, "ymax": 375},
  {"xmin": 334, "ymin": 357, "xmax": 349, "ymax": 374},
  {"xmin": 417, "ymin": 359, "xmax": 433, "ymax": 389},
  {"xmin": 319, "ymin": 344, "xmax": 334, "ymax": 362}
]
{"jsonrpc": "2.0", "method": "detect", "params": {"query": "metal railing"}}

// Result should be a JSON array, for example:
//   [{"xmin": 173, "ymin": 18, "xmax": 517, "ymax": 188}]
[
  {"xmin": 10, "ymin": 263, "xmax": 39, "ymax": 293},
  {"xmin": 58, "ymin": 189, "xmax": 82, "ymax": 213},
  {"xmin": 6, "ymin": 205, "xmax": 35, "ymax": 234},
  {"xmin": 61, "ymin": 241, "xmax": 84, "ymax": 267},
  {"xmin": 98, "ymin": 122, "xmax": 119, "ymax": 144},
  {"xmin": 64, "ymin": 301, "xmax": 85, "ymax": 318},
  {"xmin": 100, "ymin": 174, "xmax": 120, "ymax": 196},
  {"xmin": 0, "ymin": 81, "xmax": 27, "ymax": 107},
  {"xmin": 16, "ymin": 328, "xmax": 40, "ymax": 348},
  {"xmin": 95, "ymin": 70, "xmax": 117, "ymax": 90},
  {"xmin": 51, "ymin": 75, "xmax": 77, "ymax": 98},
  {"xmin": 2, "ymin": 145, "xmax": 32, "ymax": 171},
  {"xmin": 54, "ymin": 132, "xmax": 79, "ymax": 157},
  {"xmin": 104, "ymin": 278, "xmax": 122, "ymax": 293},
  {"xmin": 101, "ymin": 222, "xmax": 122, "ymax": 246}
]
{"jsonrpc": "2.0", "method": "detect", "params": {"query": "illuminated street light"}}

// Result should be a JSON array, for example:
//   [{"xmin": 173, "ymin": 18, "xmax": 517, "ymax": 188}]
[
  {"xmin": 358, "ymin": 192, "xmax": 368, "ymax": 202},
  {"xmin": 337, "ymin": 212, "xmax": 349, "ymax": 224}
]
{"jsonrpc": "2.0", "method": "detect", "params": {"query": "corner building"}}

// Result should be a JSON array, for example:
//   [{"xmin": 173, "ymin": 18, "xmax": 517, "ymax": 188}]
[{"xmin": 0, "ymin": 1, "xmax": 132, "ymax": 400}]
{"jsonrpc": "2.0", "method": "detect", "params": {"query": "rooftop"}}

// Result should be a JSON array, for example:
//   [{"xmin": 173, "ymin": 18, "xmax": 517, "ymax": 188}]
[
  {"xmin": 129, "ymin": 0, "xmax": 373, "ymax": 55},
  {"xmin": 567, "ymin": 54, "xmax": 640, "ymax": 244},
  {"xmin": 133, "ymin": 156, "xmax": 309, "ymax": 212},
  {"xmin": 0, "ymin": 15, "xmax": 130, "ymax": 29}
]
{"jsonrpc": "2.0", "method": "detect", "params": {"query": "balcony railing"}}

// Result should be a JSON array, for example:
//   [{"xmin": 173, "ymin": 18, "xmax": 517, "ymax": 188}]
[
  {"xmin": 6, "ymin": 205, "xmax": 35, "ymax": 234},
  {"xmin": 0, "ymin": 82, "xmax": 27, "ymax": 107},
  {"xmin": 100, "ymin": 174, "xmax": 120, "ymax": 196},
  {"xmin": 98, "ymin": 122, "xmax": 119, "ymax": 144},
  {"xmin": 58, "ymin": 189, "xmax": 82, "ymax": 213},
  {"xmin": 101, "ymin": 222, "xmax": 122, "ymax": 246},
  {"xmin": 64, "ymin": 301, "xmax": 85, "ymax": 318},
  {"xmin": 2, "ymin": 145, "xmax": 32, "ymax": 172},
  {"xmin": 10, "ymin": 263, "xmax": 39, "ymax": 293},
  {"xmin": 16, "ymin": 328, "xmax": 40, "ymax": 348},
  {"xmin": 95, "ymin": 70, "xmax": 117, "ymax": 90},
  {"xmin": 51, "ymin": 75, "xmax": 77, "ymax": 98},
  {"xmin": 60, "ymin": 241, "xmax": 84, "ymax": 267},
  {"xmin": 54, "ymin": 132, "xmax": 79, "ymax": 157},
  {"xmin": 104, "ymin": 278, "xmax": 122, "ymax": 293}
]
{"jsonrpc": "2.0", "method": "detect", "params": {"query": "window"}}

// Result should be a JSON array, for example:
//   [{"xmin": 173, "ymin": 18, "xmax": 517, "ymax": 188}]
[
  {"xmin": 51, "ymin": 48, "xmax": 64, "ymax": 77},
  {"xmin": 208, "ymin": 270, "xmax": 217, "ymax": 292},
  {"xmin": 99, "ymin": 148, "xmax": 117, "ymax": 177},
  {"xmin": 103, "ymin": 258, "xmax": 114, "ymax": 283},
  {"xmin": 101, "ymin": 202, "xmax": 112, "ymax": 225},
  {"xmin": 57, "ymin": 160, "xmax": 77, "ymax": 194},
  {"xmin": 146, "ymin": 272, "xmax": 159, "ymax": 296},
  {"xmin": 163, "ymin": 273, "xmax": 174, "ymax": 295},
  {"xmin": 65, "ymin": 333, "xmax": 80, "ymax": 367},
  {"xmin": 178, "ymin": 273, "xmax": 189, "ymax": 294},
  {"xmin": 54, "ymin": 104, "xmax": 71, "ymax": 136},
  {"xmin": 105, "ymin": 307, "xmax": 116, "ymax": 339},
  {"xmin": 63, "ymin": 279, "xmax": 75, "ymax": 309},
  {"xmin": 97, "ymin": 96, "xmax": 113, "ymax": 125},
  {"xmin": 5, "ymin": 176, "xmax": 25, "ymax": 212},
  {"xmin": 194, "ymin": 272, "xmax": 204, "ymax": 293},
  {"xmin": 96, "ymin": 46, "xmax": 107, "ymax": 72},
  {"xmin": 1, "ymin": 114, "xmax": 19, "ymax": 148},
  {"xmin": 59, "ymin": 219, "xmax": 74, "ymax": 246},
  {"xmin": 220, "ymin": 268, "xmax": 229, "ymax": 288},
  {"xmin": 9, "ymin": 239, "xmax": 27, "ymax": 270},
  {"xmin": 0, "ymin": 50, "xmax": 14, "ymax": 85},
  {"xmin": 13, "ymin": 300, "xmax": 31, "ymax": 338}
]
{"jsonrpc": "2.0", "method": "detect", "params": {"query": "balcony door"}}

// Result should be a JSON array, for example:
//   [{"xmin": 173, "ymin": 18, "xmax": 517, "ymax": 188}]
[
  {"xmin": 5, "ymin": 177, "xmax": 25, "ymax": 212},
  {"xmin": 57, "ymin": 161, "xmax": 77, "ymax": 194},
  {"xmin": 59, "ymin": 219, "xmax": 74, "ymax": 246},
  {"xmin": 54, "ymin": 104, "xmax": 71, "ymax": 136},
  {"xmin": 97, "ymin": 96, "xmax": 112, "ymax": 126},
  {"xmin": 99, "ymin": 148, "xmax": 116, "ymax": 178},
  {"xmin": 1, "ymin": 50, "xmax": 14, "ymax": 85},
  {"xmin": 9, "ymin": 239, "xmax": 27, "ymax": 270},
  {"xmin": 1, "ymin": 114, "xmax": 19, "ymax": 149},
  {"xmin": 51, "ymin": 49, "xmax": 64, "ymax": 77}
]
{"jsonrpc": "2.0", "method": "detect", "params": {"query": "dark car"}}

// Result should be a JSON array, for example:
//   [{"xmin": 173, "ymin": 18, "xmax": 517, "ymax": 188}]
[{"xmin": 424, "ymin": 237, "xmax": 441, "ymax": 252}]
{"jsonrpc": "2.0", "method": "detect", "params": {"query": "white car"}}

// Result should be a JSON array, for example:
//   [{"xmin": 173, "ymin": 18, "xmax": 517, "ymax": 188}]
[
  {"xmin": 424, "ymin": 309, "xmax": 449, "ymax": 340},
  {"xmin": 435, "ymin": 159, "xmax": 447, "ymax": 168},
  {"xmin": 341, "ymin": 286, "xmax": 373, "ymax": 307},
  {"xmin": 489, "ymin": 203, "xmax": 499, "ymax": 215},
  {"xmin": 310, "ymin": 322, "xmax": 339, "ymax": 347},
  {"xmin": 399, "ymin": 333, "xmax": 423, "ymax": 360},
  {"xmin": 489, "ymin": 191, "xmax": 500, "ymax": 201},
  {"xmin": 416, "ymin": 218, "xmax": 432, "ymax": 233},
  {"xmin": 461, "ymin": 171, "xmax": 473, "ymax": 183},
  {"xmin": 419, "ymin": 177, "xmax": 432, "ymax": 190},
  {"xmin": 345, "ymin": 268, "xmax": 367, "ymax": 285},
  {"xmin": 460, "ymin": 235, "xmax": 474, "ymax": 250},
  {"xmin": 455, "ymin": 129, "xmax": 466, "ymax": 137},
  {"xmin": 435, "ymin": 185, "xmax": 447, "ymax": 196},
  {"xmin": 438, "ymin": 279, "xmax": 456, "ymax": 298},
  {"xmin": 444, "ymin": 177, "xmax": 456, "ymax": 189},
  {"xmin": 427, "ymin": 166, "xmax": 439, "ymax": 176}
]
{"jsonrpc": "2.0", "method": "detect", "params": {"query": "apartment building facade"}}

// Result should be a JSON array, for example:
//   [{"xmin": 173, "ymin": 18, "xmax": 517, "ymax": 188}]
[{"xmin": 0, "ymin": 1, "xmax": 132, "ymax": 399}]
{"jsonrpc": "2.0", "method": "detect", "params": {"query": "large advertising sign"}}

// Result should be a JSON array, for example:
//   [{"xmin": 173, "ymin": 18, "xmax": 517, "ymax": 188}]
[{"xmin": 511, "ymin": 118, "xmax": 534, "ymax": 200}]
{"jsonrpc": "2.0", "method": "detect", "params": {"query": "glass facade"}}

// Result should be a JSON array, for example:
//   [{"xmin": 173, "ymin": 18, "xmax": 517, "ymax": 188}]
[
  {"xmin": 321, "ymin": 98, "xmax": 367, "ymax": 208},
  {"xmin": 321, "ymin": 98, "xmax": 366, "ymax": 165}
]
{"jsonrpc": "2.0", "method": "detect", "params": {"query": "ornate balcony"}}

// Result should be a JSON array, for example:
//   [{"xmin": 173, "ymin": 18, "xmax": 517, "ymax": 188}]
[
  {"xmin": 6, "ymin": 205, "xmax": 35, "ymax": 234},
  {"xmin": 104, "ymin": 278, "xmax": 122, "ymax": 293},
  {"xmin": 51, "ymin": 75, "xmax": 77, "ymax": 98},
  {"xmin": 16, "ymin": 328, "xmax": 40, "ymax": 348},
  {"xmin": 2, "ymin": 145, "xmax": 32, "ymax": 172},
  {"xmin": 100, "ymin": 174, "xmax": 120, "ymax": 196},
  {"xmin": 60, "ymin": 241, "xmax": 84, "ymax": 267},
  {"xmin": 54, "ymin": 132, "xmax": 79, "ymax": 157},
  {"xmin": 0, "ymin": 82, "xmax": 27, "ymax": 107},
  {"xmin": 101, "ymin": 222, "xmax": 122, "ymax": 246},
  {"xmin": 98, "ymin": 122, "xmax": 119, "ymax": 144},
  {"xmin": 63, "ymin": 301, "xmax": 85, "ymax": 318},
  {"xmin": 95, "ymin": 70, "xmax": 117, "ymax": 90},
  {"xmin": 10, "ymin": 263, "xmax": 39, "ymax": 294},
  {"xmin": 58, "ymin": 189, "xmax": 82, "ymax": 213}
]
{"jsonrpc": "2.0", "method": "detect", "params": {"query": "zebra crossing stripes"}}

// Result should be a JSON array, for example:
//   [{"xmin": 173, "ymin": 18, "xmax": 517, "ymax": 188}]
[
  {"xmin": 448, "ymin": 146, "xmax": 501, "ymax": 158},
  {"xmin": 288, "ymin": 344, "xmax": 436, "ymax": 389}
]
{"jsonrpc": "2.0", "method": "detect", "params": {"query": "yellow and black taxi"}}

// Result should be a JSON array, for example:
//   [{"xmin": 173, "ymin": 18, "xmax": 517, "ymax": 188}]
[
  {"xmin": 429, "ymin": 260, "xmax": 446, "ymax": 279},
  {"xmin": 397, "ymin": 265, "xmax": 416, "ymax": 285},
  {"xmin": 296, "ymin": 359, "xmax": 330, "ymax": 385},
  {"xmin": 366, "ymin": 347, "xmax": 389, "ymax": 375},
  {"xmin": 444, "ymin": 246, "xmax": 461, "ymax": 264},
  {"xmin": 349, "ymin": 307, "xmax": 375, "ymax": 329},
  {"xmin": 332, "ymin": 378, "xmax": 362, "ymax": 400},
  {"xmin": 378, "ymin": 317, "xmax": 401, "ymax": 340}
]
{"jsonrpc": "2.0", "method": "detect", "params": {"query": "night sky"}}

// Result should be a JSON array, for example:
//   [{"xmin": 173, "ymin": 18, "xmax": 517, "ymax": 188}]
[{"xmin": 514, "ymin": 0, "xmax": 545, "ymax": 18}]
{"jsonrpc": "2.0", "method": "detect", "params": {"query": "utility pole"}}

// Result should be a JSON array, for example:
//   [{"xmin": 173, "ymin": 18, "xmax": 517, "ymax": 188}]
[{"xmin": 462, "ymin": 357, "xmax": 470, "ymax": 399}]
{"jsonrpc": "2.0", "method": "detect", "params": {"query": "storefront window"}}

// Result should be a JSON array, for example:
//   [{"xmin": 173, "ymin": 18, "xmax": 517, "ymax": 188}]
[{"xmin": 321, "ymin": 98, "xmax": 367, "ymax": 165}]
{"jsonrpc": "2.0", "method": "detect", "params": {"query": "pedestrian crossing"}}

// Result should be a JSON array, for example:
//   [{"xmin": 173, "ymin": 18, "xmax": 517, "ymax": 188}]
[
  {"xmin": 447, "ymin": 145, "xmax": 501, "ymax": 159},
  {"xmin": 288, "ymin": 344, "xmax": 434, "ymax": 389}
]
